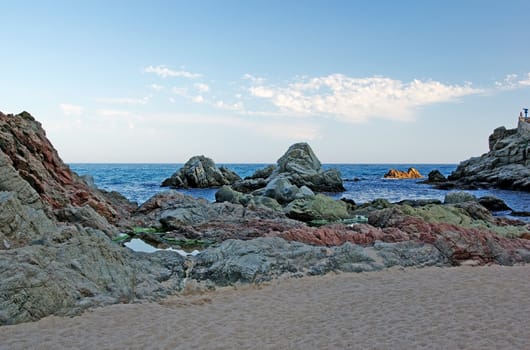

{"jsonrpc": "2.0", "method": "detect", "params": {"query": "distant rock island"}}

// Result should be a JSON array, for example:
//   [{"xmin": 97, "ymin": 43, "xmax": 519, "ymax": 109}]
[
  {"xmin": 447, "ymin": 117, "xmax": 530, "ymax": 191},
  {"xmin": 384, "ymin": 167, "xmax": 423, "ymax": 179}
]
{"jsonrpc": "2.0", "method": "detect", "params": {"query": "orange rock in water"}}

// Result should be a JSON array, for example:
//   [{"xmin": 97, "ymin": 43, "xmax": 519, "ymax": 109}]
[{"xmin": 384, "ymin": 167, "xmax": 423, "ymax": 179}]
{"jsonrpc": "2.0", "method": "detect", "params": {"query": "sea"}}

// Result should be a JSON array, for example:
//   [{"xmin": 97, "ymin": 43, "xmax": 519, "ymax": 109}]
[{"xmin": 69, "ymin": 163, "xmax": 530, "ymax": 218}]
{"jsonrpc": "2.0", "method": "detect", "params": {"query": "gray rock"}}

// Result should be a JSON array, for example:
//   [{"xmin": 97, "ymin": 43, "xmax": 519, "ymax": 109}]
[
  {"xmin": 284, "ymin": 193, "xmax": 352, "ymax": 222},
  {"xmin": 161, "ymin": 155, "xmax": 241, "ymax": 188},
  {"xmin": 54, "ymin": 205, "xmax": 119, "ymax": 236},
  {"xmin": 444, "ymin": 191, "xmax": 477, "ymax": 204},
  {"xmin": 263, "ymin": 177, "xmax": 303, "ymax": 204},
  {"xmin": 271, "ymin": 143, "xmax": 344, "ymax": 192},
  {"xmin": 189, "ymin": 237, "xmax": 447, "ymax": 286},
  {"xmin": 245, "ymin": 165, "xmax": 276, "ymax": 180},
  {"xmin": 449, "ymin": 119, "xmax": 530, "ymax": 191},
  {"xmin": 478, "ymin": 196, "xmax": 511, "ymax": 212},
  {"xmin": 0, "ymin": 150, "xmax": 44, "ymax": 210},
  {"xmin": 0, "ymin": 191, "xmax": 55, "ymax": 249},
  {"xmin": 0, "ymin": 222, "xmax": 187, "ymax": 325}
]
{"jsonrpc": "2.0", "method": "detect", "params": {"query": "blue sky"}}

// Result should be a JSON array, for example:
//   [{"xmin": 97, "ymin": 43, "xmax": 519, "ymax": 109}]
[{"xmin": 1, "ymin": 0, "xmax": 529, "ymax": 163}]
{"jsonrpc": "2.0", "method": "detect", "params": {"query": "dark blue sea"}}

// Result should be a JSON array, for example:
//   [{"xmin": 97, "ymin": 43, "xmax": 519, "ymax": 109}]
[{"xmin": 69, "ymin": 163, "xmax": 530, "ymax": 216}]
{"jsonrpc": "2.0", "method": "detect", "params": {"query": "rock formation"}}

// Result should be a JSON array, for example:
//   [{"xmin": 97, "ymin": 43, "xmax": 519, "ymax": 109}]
[
  {"xmin": 161, "ymin": 155, "xmax": 240, "ymax": 188},
  {"xmin": 233, "ymin": 143, "xmax": 345, "ymax": 193},
  {"xmin": 217, "ymin": 143, "xmax": 348, "ymax": 222},
  {"xmin": 448, "ymin": 118, "xmax": 530, "ymax": 191},
  {"xmin": 384, "ymin": 167, "xmax": 423, "ymax": 179},
  {"xmin": 0, "ymin": 111, "xmax": 136, "ymax": 229}
]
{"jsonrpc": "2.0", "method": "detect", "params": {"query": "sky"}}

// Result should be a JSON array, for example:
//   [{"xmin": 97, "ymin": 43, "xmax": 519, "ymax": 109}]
[{"xmin": 1, "ymin": 0, "xmax": 530, "ymax": 164}]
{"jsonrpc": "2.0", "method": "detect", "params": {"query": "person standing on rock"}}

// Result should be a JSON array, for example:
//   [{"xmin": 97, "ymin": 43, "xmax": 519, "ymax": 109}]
[{"xmin": 524, "ymin": 108, "xmax": 528, "ymax": 120}]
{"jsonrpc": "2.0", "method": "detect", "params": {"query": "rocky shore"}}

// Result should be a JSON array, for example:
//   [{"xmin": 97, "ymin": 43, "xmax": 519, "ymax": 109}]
[
  {"xmin": 435, "ymin": 118, "xmax": 530, "ymax": 191},
  {"xmin": 1, "ymin": 111, "xmax": 529, "ymax": 325}
]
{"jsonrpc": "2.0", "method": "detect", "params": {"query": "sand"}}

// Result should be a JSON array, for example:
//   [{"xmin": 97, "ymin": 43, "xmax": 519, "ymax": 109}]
[{"xmin": 1, "ymin": 265, "xmax": 529, "ymax": 350}]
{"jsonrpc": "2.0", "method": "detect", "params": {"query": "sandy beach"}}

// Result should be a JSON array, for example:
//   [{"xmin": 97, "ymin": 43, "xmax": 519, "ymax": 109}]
[{"xmin": 1, "ymin": 265, "xmax": 529, "ymax": 350}]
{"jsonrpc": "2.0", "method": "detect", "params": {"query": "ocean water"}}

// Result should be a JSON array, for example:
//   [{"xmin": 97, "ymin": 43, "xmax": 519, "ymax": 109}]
[{"xmin": 69, "ymin": 163, "xmax": 530, "ymax": 215}]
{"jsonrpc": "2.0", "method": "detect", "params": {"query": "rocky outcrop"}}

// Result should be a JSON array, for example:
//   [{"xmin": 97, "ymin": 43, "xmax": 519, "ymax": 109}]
[
  {"xmin": 0, "ymin": 111, "xmax": 136, "ymax": 227},
  {"xmin": 161, "ymin": 155, "xmax": 240, "ymax": 188},
  {"xmin": 133, "ymin": 190, "xmax": 303, "ymax": 242},
  {"xmin": 233, "ymin": 143, "xmax": 345, "ymax": 193},
  {"xmin": 384, "ymin": 167, "xmax": 423, "ymax": 179},
  {"xmin": 190, "ymin": 237, "xmax": 446, "ymax": 285},
  {"xmin": 217, "ymin": 143, "xmax": 347, "ymax": 222},
  {"xmin": 448, "ymin": 118, "xmax": 530, "ymax": 191}
]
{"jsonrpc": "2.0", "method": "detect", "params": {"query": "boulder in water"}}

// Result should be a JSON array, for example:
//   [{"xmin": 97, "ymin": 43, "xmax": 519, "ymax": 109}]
[{"xmin": 162, "ymin": 155, "xmax": 241, "ymax": 188}]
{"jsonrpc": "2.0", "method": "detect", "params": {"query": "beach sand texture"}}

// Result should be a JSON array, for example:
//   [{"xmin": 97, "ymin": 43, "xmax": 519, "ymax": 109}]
[{"xmin": 1, "ymin": 265, "xmax": 529, "ymax": 350}]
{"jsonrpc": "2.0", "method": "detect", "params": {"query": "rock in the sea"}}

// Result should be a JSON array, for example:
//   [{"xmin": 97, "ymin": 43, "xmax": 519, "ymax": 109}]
[
  {"xmin": 426, "ymin": 170, "xmax": 447, "ymax": 183},
  {"xmin": 448, "ymin": 118, "xmax": 530, "ymax": 191},
  {"xmin": 384, "ymin": 167, "xmax": 423, "ymax": 179},
  {"xmin": 478, "ymin": 196, "xmax": 511, "ymax": 212},
  {"xmin": 161, "ymin": 155, "xmax": 240, "ymax": 188},
  {"xmin": 233, "ymin": 143, "xmax": 345, "ymax": 193}
]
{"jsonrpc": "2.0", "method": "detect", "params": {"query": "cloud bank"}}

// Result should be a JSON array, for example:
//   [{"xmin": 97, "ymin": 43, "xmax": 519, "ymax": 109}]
[{"xmin": 247, "ymin": 74, "xmax": 481, "ymax": 122}]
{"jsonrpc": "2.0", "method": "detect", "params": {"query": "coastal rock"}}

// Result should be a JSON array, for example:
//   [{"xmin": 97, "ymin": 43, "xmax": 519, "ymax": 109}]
[
  {"xmin": 448, "ymin": 118, "xmax": 530, "ymax": 191},
  {"xmin": 444, "ymin": 191, "xmax": 477, "ymax": 204},
  {"xmin": 161, "ymin": 155, "xmax": 241, "ymax": 188},
  {"xmin": 0, "ymin": 111, "xmax": 136, "ymax": 227},
  {"xmin": 426, "ymin": 170, "xmax": 447, "ymax": 183},
  {"xmin": 284, "ymin": 194, "xmax": 352, "ymax": 222},
  {"xmin": 365, "ymin": 206, "xmax": 530, "ymax": 265},
  {"xmin": 246, "ymin": 164, "xmax": 276, "ymax": 180},
  {"xmin": 478, "ymin": 196, "xmax": 511, "ymax": 212},
  {"xmin": 134, "ymin": 190, "xmax": 302, "ymax": 242},
  {"xmin": 384, "ymin": 167, "xmax": 423, "ymax": 179},
  {"xmin": 232, "ymin": 143, "xmax": 345, "ymax": 194},
  {"xmin": 190, "ymin": 237, "xmax": 446, "ymax": 285}
]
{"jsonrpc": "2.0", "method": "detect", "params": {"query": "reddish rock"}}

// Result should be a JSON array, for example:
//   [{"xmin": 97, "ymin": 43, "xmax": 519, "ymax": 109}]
[
  {"xmin": 384, "ymin": 167, "xmax": 423, "ymax": 179},
  {"xmin": 272, "ymin": 223, "xmax": 411, "ymax": 247},
  {"xmin": 0, "ymin": 111, "xmax": 135, "ymax": 226}
]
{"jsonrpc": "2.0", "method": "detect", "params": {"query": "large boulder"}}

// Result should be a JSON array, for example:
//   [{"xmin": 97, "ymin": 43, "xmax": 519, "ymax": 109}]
[
  {"xmin": 161, "ymin": 155, "xmax": 241, "ymax": 188},
  {"xmin": 448, "ymin": 118, "xmax": 530, "ymax": 191}
]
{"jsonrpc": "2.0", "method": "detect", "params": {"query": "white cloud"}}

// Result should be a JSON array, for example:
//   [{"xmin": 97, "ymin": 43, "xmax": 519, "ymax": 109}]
[
  {"xmin": 192, "ymin": 95, "xmax": 204, "ymax": 103},
  {"xmin": 98, "ymin": 109, "xmax": 132, "ymax": 117},
  {"xmin": 248, "ymin": 74, "xmax": 481, "ymax": 122},
  {"xmin": 172, "ymin": 87, "xmax": 188, "ymax": 96},
  {"xmin": 59, "ymin": 103, "xmax": 83, "ymax": 116},
  {"xmin": 144, "ymin": 65, "xmax": 201, "ymax": 79},
  {"xmin": 149, "ymin": 84, "xmax": 164, "ymax": 91},
  {"xmin": 214, "ymin": 100, "xmax": 244, "ymax": 111},
  {"xmin": 97, "ymin": 96, "xmax": 150, "ymax": 105},
  {"xmin": 194, "ymin": 83, "xmax": 210, "ymax": 92},
  {"xmin": 495, "ymin": 73, "xmax": 530, "ymax": 90},
  {"xmin": 243, "ymin": 73, "xmax": 265, "ymax": 84}
]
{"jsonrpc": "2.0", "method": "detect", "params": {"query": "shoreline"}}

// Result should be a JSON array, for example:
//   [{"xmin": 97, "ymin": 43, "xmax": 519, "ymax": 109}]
[{"xmin": 2, "ymin": 265, "xmax": 529, "ymax": 350}]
